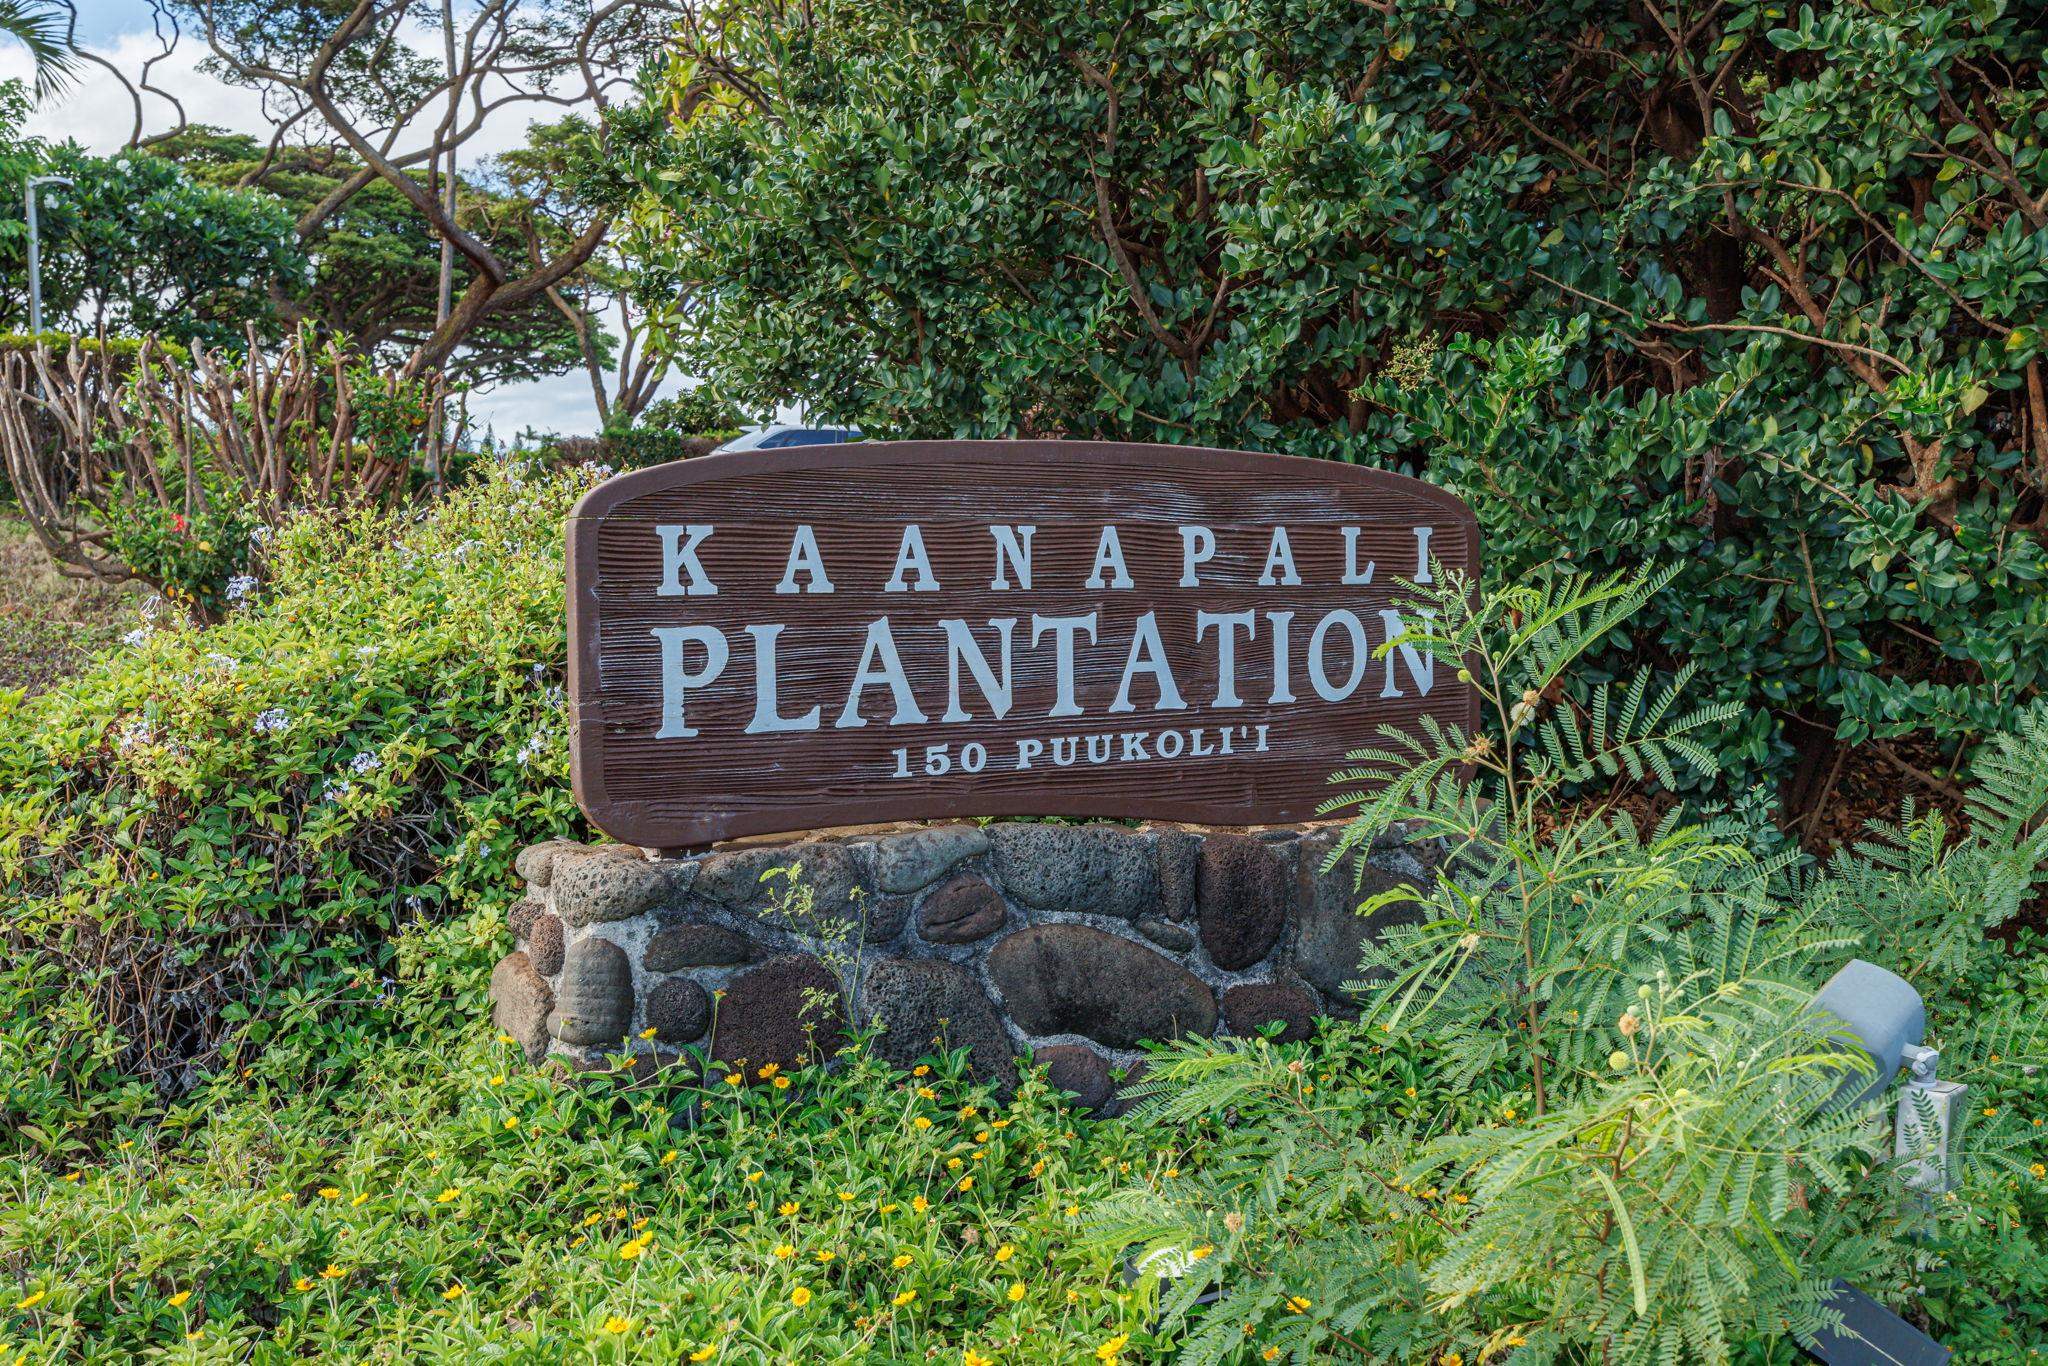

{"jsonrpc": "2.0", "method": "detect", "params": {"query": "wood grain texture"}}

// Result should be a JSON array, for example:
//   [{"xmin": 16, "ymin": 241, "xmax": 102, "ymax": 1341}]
[{"xmin": 569, "ymin": 441, "xmax": 1480, "ymax": 848}]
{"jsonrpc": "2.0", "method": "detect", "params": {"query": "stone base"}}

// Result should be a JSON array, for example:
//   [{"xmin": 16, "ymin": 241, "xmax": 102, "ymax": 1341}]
[{"xmin": 491, "ymin": 820, "xmax": 1436, "ymax": 1110}]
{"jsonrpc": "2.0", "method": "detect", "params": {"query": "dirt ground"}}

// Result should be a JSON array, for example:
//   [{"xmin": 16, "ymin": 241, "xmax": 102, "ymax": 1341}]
[{"xmin": 0, "ymin": 515, "xmax": 142, "ymax": 696}]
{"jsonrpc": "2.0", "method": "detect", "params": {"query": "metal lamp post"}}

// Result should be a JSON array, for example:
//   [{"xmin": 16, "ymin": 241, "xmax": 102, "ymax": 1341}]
[{"xmin": 24, "ymin": 173, "xmax": 74, "ymax": 334}]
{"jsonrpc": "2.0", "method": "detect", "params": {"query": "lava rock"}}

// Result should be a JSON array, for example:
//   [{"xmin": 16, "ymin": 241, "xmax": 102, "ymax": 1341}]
[
  {"xmin": 489, "ymin": 951, "xmax": 553, "ymax": 1062},
  {"xmin": 547, "ymin": 936, "xmax": 634, "ymax": 1046},
  {"xmin": 859, "ymin": 957, "xmax": 1016, "ymax": 1090},
  {"xmin": 1154, "ymin": 826, "xmax": 1201, "ymax": 921},
  {"xmin": 526, "ymin": 913, "xmax": 566, "ymax": 976},
  {"xmin": 1197, "ymin": 833, "xmax": 1289, "ymax": 970},
  {"xmin": 646, "ymin": 976, "xmax": 712, "ymax": 1043},
  {"xmin": 987, "ymin": 824, "xmax": 1159, "ymax": 920},
  {"xmin": 986, "ymin": 925, "xmax": 1216, "ymax": 1049},
  {"xmin": 515, "ymin": 838, "xmax": 584, "ymax": 888},
  {"xmin": 874, "ymin": 825, "xmax": 990, "ymax": 894},
  {"xmin": 1221, "ymin": 982, "xmax": 1321, "ymax": 1044},
  {"xmin": 697, "ymin": 840, "xmax": 901, "ymax": 936},
  {"xmin": 553, "ymin": 848, "xmax": 690, "ymax": 927},
  {"xmin": 644, "ymin": 922, "xmax": 762, "ymax": 972},
  {"xmin": 1293, "ymin": 833, "xmax": 1421, "ymax": 1000},
  {"xmin": 708, "ymin": 954, "xmax": 847, "ymax": 1072},
  {"xmin": 507, "ymin": 898, "xmax": 543, "ymax": 939},
  {"xmin": 917, "ymin": 874, "xmax": 1007, "ymax": 944},
  {"xmin": 1034, "ymin": 1043, "xmax": 1113, "ymax": 1113},
  {"xmin": 1136, "ymin": 916, "xmax": 1195, "ymax": 953}
]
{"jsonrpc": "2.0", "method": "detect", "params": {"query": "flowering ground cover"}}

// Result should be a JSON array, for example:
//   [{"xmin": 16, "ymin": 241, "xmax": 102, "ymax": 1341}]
[{"xmin": 0, "ymin": 1034, "xmax": 1169, "ymax": 1362}]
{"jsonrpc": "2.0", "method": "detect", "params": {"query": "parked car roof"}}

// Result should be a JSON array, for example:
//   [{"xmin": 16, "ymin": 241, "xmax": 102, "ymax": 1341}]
[{"xmin": 709, "ymin": 424, "xmax": 863, "ymax": 454}]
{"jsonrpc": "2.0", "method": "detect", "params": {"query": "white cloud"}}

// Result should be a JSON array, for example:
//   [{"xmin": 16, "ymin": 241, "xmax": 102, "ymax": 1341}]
[{"xmin": 6, "ymin": 32, "xmax": 271, "ymax": 152}]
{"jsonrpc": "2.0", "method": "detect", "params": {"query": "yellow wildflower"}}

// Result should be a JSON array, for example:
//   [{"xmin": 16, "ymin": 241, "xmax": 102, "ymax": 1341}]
[
  {"xmin": 639, "ymin": 1027, "xmax": 658, "ymax": 1040},
  {"xmin": 1287, "ymin": 1296, "xmax": 1311, "ymax": 1312},
  {"xmin": 489, "ymin": 1074, "xmax": 505, "ymax": 1087},
  {"xmin": 790, "ymin": 1286, "xmax": 812, "ymax": 1307},
  {"xmin": 745, "ymin": 1171, "xmax": 764, "ymax": 1184},
  {"xmin": 913, "ymin": 1065, "xmax": 930, "ymax": 1077},
  {"xmin": 892, "ymin": 1253, "xmax": 914, "ymax": 1269},
  {"xmin": 773, "ymin": 1244, "xmax": 796, "ymax": 1259},
  {"xmin": 504, "ymin": 1116, "xmax": 520, "ymax": 1130},
  {"xmin": 758, "ymin": 1063, "xmax": 781, "ymax": 1079},
  {"xmin": 724, "ymin": 1073, "xmax": 743, "ymax": 1087},
  {"xmin": 318, "ymin": 1187, "xmax": 341, "ymax": 1200},
  {"xmin": 912, "ymin": 1195, "xmax": 929, "ymax": 1213},
  {"xmin": 660, "ymin": 1150, "xmax": 679, "ymax": 1165},
  {"xmin": 838, "ymin": 1189, "xmax": 856, "ymax": 1203},
  {"xmin": 893, "ymin": 1289, "xmax": 917, "ymax": 1307},
  {"xmin": 779, "ymin": 1201, "xmax": 800, "ymax": 1216},
  {"xmin": 993, "ymin": 1244, "xmax": 1014, "ymax": 1262},
  {"xmin": 917, "ymin": 1087, "xmax": 937, "ymax": 1100},
  {"xmin": 957, "ymin": 1175, "xmax": 974, "ymax": 1192},
  {"xmin": 965, "ymin": 1352, "xmax": 993, "ymax": 1366},
  {"xmin": 442, "ymin": 1284, "xmax": 465, "ymax": 1301},
  {"xmin": 1006, "ymin": 1282, "xmax": 1026, "ymax": 1302},
  {"xmin": 773, "ymin": 1075, "xmax": 791, "ymax": 1090},
  {"xmin": 816, "ymin": 1250, "xmax": 837, "ymax": 1264},
  {"xmin": 167, "ymin": 1290, "xmax": 192, "ymax": 1308},
  {"xmin": 321, "ymin": 1265, "xmax": 345, "ymax": 1280},
  {"xmin": 294, "ymin": 1277, "xmax": 314, "ymax": 1292},
  {"xmin": 604, "ymin": 1316, "xmax": 634, "ymax": 1334},
  {"xmin": 689, "ymin": 1346, "xmax": 718, "ymax": 1362},
  {"xmin": 1096, "ymin": 1334, "xmax": 1129, "ymax": 1362},
  {"xmin": 351, "ymin": 1192, "xmax": 369, "ymax": 1207},
  {"xmin": 959, "ymin": 1106, "xmax": 978, "ymax": 1120},
  {"xmin": 914, "ymin": 1116, "xmax": 933, "ymax": 1130},
  {"xmin": 435, "ymin": 1187, "xmax": 460, "ymax": 1204}
]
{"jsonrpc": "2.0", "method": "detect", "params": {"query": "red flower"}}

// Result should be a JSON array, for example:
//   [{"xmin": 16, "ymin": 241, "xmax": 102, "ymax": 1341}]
[{"xmin": 171, "ymin": 513, "xmax": 188, "ymax": 534}]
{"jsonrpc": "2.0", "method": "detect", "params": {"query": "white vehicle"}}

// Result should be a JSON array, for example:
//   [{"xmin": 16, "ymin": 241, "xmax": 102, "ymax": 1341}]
[{"xmin": 709, "ymin": 424, "xmax": 863, "ymax": 453}]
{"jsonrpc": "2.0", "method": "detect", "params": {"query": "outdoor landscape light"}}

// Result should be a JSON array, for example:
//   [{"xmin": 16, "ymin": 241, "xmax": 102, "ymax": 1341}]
[{"xmin": 1800, "ymin": 960, "xmax": 1958, "ymax": 1366}]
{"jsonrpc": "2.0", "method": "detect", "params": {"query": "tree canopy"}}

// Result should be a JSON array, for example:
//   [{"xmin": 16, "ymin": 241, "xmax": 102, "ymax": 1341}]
[{"xmin": 629, "ymin": 0, "xmax": 2048, "ymax": 812}]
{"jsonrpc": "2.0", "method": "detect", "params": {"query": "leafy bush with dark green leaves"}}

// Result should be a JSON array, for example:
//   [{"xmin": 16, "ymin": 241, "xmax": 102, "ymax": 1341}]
[
  {"xmin": 0, "ymin": 143, "xmax": 307, "ymax": 349},
  {"xmin": 0, "ymin": 459, "xmax": 593, "ymax": 1143},
  {"xmin": 629, "ymin": 0, "xmax": 2048, "ymax": 811}
]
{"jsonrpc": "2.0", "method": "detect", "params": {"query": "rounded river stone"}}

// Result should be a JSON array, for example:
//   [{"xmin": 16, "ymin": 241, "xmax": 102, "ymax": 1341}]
[
  {"xmin": 547, "ymin": 935, "xmax": 633, "ymax": 1046},
  {"xmin": 1196, "ymin": 832, "xmax": 1289, "ymax": 970},
  {"xmin": 552, "ymin": 848, "xmax": 689, "ymax": 927},
  {"xmin": 646, "ymin": 976, "xmax": 712, "ymax": 1043},
  {"xmin": 987, "ymin": 824, "xmax": 1158, "ymax": 919},
  {"xmin": 644, "ymin": 922, "xmax": 761, "ymax": 972},
  {"xmin": 526, "ymin": 913, "xmax": 565, "ymax": 976},
  {"xmin": 859, "ymin": 956, "xmax": 1015, "ymax": 1090},
  {"xmin": 873, "ymin": 825, "xmax": 990, "ymax": 894},
  {"xmin": 708, "ymin": 953, "xmax": 847, "ymax": 1073},
  {"xmin": 1034, "ymin": 1043, "xmax": 1113, "ymax": 1114},
  {"xmin": 1221, "ymin": 982, "xmax": 1321, "ymax": 1044},
  {"xmin": 986, "ymin": 924, "xmax": 1216, "ymax": 1049},
  {"xmin": 1293, "ymin": 836, "xmax": 1421, "ymax": 1000},
  {"xmin": 489, "ymin": 951, "xmax": 553, "ymax": 1062},
  {"xmin": 917, "ymin": 874, "xmax": 1007, "ymax": 944}
]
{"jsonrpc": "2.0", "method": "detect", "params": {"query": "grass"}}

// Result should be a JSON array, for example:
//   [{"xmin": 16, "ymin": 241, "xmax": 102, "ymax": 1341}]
[{"xmin": 0, "ymin": 515, "xmax": 141, "ymax": 695}]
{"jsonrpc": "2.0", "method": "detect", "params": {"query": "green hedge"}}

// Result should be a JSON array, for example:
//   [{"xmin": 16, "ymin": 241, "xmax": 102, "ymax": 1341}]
[
  {"xmin": 626, "ymin": 0, "xmax": 2048, "ymax": 806},
  {"xmin": 0, "ymin": 461, "xmax": 594, "ymax": 1143}
]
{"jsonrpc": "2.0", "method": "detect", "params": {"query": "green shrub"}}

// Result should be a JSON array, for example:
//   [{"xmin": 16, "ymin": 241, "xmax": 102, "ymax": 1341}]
[
  {"xmin": 0, "ymin": 459, "xmax": 596, "ymax": 1145},
  {"xmin": 0, "ymin": 1034, "xmax": 1163, "ymax": 1363},
  {"xmin": 1091, "ymin": 570, "xmax": 2048, "ymax": 1363},
  {"xmin": 627, "ymin": 0, "xmax": 2048, "ymax": 808}
]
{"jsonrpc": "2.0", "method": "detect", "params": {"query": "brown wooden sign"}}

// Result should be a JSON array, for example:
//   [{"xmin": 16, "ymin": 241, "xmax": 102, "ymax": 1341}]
[{"xmin": 568, "ymin": 441, "xmax": 1479, "ymax": 849}]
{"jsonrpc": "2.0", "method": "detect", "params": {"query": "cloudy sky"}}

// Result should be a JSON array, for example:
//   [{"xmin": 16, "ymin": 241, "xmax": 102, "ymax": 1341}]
[{"xmin": 1, "ymin": 0, "xmax": 673, "ymax": 436}]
